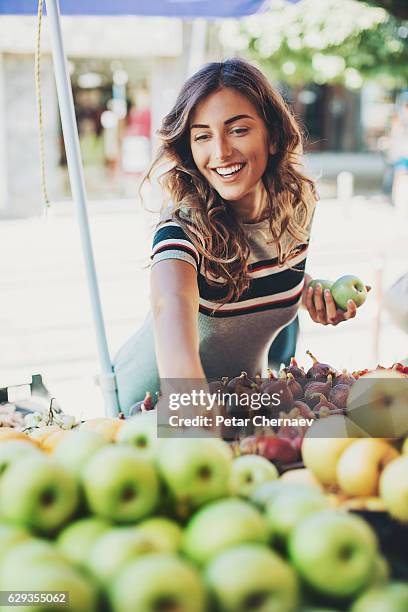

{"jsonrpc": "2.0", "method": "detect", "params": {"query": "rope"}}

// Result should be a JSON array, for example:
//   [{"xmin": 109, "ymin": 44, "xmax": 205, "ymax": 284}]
[{"xmin": 34, "ymin": 0, "xmax": 51, "ymax": 209}]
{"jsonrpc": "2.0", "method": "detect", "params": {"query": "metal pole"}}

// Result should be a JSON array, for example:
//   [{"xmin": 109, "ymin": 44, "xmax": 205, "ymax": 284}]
[{"xmin": 45, "ymin": 0, "xmax": 119, "ymax": 416}]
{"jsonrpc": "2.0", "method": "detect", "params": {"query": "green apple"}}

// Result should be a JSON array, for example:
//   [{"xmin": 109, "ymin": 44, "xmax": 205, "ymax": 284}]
[
  {"xmin": 85, "ymin": 526, "xmax": 164, "ymax": 582},
  {"xmin": 1, "ymin": 555, "xmax": 98, "ymax": 612},
  {"xmin": 116, "ymin": 411, "xmax": 160, "ymax": 461},
  {"xmin": 0, "ymin": 539, "xmax": 66, "ymax": 584},
  {"xmin": 53, "ymin": 429, "xmax": 108, "ymax": 477},
  {"xmin": 288, "ymin": 510, "xmax": 378, "ymax": 598},
  {"xmin": 264, "ymin": 487, "xmax": 330, "ymax": 549},
  {"xmin": 351, "ymin": 582, "xmax": 408, "ymax": 612},
  {"xmin": 0, "ymin": 524, "xmax": 31, "ymax": 567},
  {"xmin": 336, "ymin": 439, "xmax": 399, "ymax": 497},
  {"xmin": 229, "ymin": 454, "xmax": 278, "ymax": 498},
  {"xmin": 250, "ymin": 479, "xmax": 319, "ymax": 510},
  {"xmin": 182, "ymin": 498, "xmax": 268, "ymax": 565},
  {"xmin": 309, "ymin": 279, "xmax": 333, "ymax": 291},
  {"xmin": 205, "ymin": 544, "xmax": 299, "ymax": 612},
  {"xmin": 57, "ymin": 517, "xmax": 111, "ymax": 566},
  {"xmin": 309, "ymin": 279, "xmax": 334, "ymax": 302},
  {"xmin": 379, "ymin": 455, "xmax": 408, "ymax": 522},
  {"xmin": 137, "ymin": 517, "xmax": 183, "ymax": 553},
  {"xmin": 109, "ymin": 553, "xmax": 206, "ymax": 612},
  {"xmin": 331, "ymin": 275, "xmax": 367, "ymax": 310},
  {"xmin": 81, "ymin": 445, "xmax": 159, "ymax": 523},
  {"xmin": 402, "ymin": 438, "xmax": 408, "ymax": 454},
  {"xmin": 157, "ymin": 438, "xmax": 232, "ymax": 512},
  {"xmin": 0, "ymin": 440, "xmax": 42, "ymax": 478},
  {"xmin": 0, "ymin": 455, "xmax": 79, "ymax": 534}
]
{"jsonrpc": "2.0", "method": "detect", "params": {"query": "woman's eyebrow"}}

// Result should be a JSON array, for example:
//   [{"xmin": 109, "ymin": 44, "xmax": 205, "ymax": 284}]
[{"xmin": 190, "ymin": 114, "xmax": 254, "ymax": 129}]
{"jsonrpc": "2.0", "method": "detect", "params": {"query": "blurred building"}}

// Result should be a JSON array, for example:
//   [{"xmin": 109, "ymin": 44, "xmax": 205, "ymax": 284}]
[{"xmin": 0, "ymin": 16, "xmax": 186, "ymax": 217}]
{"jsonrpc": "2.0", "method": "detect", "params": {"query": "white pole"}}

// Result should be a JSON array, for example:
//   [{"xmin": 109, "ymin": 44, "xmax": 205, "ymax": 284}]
[{"xmin": 45, "ymin": 0, "xmax": 119, "ymax": 417}]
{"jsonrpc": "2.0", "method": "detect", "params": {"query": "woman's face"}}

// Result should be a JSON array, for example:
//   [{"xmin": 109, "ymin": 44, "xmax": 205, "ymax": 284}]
[{"xmin": 189, "ymin": 87, "xmax": 274, "ymax": 210}]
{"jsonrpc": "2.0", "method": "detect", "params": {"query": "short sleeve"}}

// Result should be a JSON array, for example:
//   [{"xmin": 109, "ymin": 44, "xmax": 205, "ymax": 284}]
[{"xmin": 151, "ymin": 221, "xmax": 201, "ymax": 273}]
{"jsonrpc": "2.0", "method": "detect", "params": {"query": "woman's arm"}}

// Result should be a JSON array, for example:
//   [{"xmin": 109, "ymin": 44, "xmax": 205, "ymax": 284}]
[{"xmin": 150, "ymin": 258, "xmax": 205, "ymax": 379}]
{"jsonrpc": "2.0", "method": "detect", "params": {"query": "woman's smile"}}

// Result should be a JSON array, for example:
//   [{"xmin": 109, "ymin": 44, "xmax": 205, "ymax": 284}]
[{"xmin": 190, "ymin": 87, "xmax": 274, "ymax": 220}]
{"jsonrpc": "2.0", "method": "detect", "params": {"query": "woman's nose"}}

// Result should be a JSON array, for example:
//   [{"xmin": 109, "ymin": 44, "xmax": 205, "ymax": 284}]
[{"xmin": 213, "ymin": 136, "xmax": 232, "ymax": 161}]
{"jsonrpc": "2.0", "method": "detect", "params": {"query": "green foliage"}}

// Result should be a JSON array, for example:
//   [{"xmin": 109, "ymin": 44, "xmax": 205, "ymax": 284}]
[{"xmin": 219, "ymin": 0, "xmax": 408, "ymax": 89}]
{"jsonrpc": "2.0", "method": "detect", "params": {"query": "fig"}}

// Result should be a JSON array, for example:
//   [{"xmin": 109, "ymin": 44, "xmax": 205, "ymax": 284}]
[
  {"xmin": 259, "ymin": 369, "xmax": 277, "ymax": 393},
  {"xmin": 261, "ymin": 379, "xmax": 293, "ymax": 412},
  {"xmin": 311, "ymin": 393, "xmax": 339, "ymax": 415},
  {"xmin": 285, "ymin": 373, "xmax": 303, "ymax": 400},
  {"xmin": 333, "ymin": 369, "xmax": 356, "ymax": 387},
  {"xmin": 208, "ymin": 377, "xmax": 229, "ymax": 395},
  {"xmin": 283, "ymin": 357, "xmax": 307, "ymax": 385},
  {"xmin": 292, "ymin": 400, "xmax": 316, "ymax": 421},
  {"xmin": 329, "ymin": 384, "xmax": 350, "ymax": 410},
  {"xmin": 227, "ymin": 371, "xmax": 257, "ymax": 393},
  {"xmin": 304, "ymin": 374, "xmax": 333, "ymax": 407},
  {"xmin": 306, "ymin": 350, "xmax": 336, "ymax": 380}
]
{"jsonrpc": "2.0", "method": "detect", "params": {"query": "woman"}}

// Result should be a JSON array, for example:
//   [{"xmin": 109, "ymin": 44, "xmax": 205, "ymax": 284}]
[{"xmin": 114, "ymin": 58, "xmax": 359, "ymax": 414}]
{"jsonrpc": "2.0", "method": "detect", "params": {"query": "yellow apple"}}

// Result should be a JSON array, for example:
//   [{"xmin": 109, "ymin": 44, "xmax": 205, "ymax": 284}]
[
  {"xmin": 336, "ymin": 439, "xmax": 399, "ymax": 497},
  {"xmin": 301, "ymin": 415, "xmax": 367, "ymax": 487},
  {"xmin": 29, "ymin": 425, "xmax": 61, "ymax": 444},
  {"xmin": 402, "ymin": 438, "xmax": 408, "ymax": 454},
  {"xmin": 42, "ymin": 429, "xmax": 70, "ymax": 453},
  {"xmin": 0, "ymin": 429, "xmax": 39, "ymax": 447},
  {"xmin": 379, "ymin": 455, "xmax": 408, "ymax": 522},
  {"xmin": 347, "ymin": 369, "xmax": 408, "ymax": 439},
  {"xmin": 80, "ymin": 418, "xmax": 124, "ymax": 442},
  {"xmin": 280, "ymin": 468, "xmax": 323, "ymax": 491}
]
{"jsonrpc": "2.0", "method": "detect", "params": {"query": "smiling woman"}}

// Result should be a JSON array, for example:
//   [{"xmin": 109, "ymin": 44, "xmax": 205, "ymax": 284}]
[{"xmin": 113, "ymin": 58, "xmax": 363, "ymax": 414}]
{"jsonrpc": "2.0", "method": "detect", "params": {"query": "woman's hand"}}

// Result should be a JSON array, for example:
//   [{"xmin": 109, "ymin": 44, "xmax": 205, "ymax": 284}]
[{"xmin": 305, "ymin": 283, "xmax": 370, "ymax": 326}]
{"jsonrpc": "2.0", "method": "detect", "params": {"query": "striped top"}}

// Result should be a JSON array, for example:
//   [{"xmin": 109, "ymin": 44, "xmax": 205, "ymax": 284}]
[
  {"xmin": 151, "ymin": 220, "xmax": 308, "ymax": 317},
  {"xmin": 114, "ymin": 216, "xmax": 310, "ymax": 413}
]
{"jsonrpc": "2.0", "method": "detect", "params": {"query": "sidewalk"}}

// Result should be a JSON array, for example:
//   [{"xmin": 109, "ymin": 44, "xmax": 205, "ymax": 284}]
[{"xmin": 1, "ymin": 195, "xmax": 407, "ymax": 418}]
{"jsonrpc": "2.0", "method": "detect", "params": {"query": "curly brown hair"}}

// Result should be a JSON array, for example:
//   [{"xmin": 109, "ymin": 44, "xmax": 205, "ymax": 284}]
[{"xmin": 141, "ymin": 58, "xmax": 317, "ymax": 304}]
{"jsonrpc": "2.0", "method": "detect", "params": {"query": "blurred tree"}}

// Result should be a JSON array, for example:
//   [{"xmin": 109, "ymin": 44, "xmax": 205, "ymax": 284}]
[
  {"xmin": 219, "ymin": 0, "xmax": 408, "ymax": 89},
  {"xmin": 357, "ymin": 0, "xmax": 407, "ymax": 20}
]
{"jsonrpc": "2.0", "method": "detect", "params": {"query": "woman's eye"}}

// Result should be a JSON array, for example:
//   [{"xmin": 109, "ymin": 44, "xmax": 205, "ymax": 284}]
[
  {"xmin": 193, "ymin": 134, "xmax": 210, "ymax": 142},
  {"xmin": 231, "ymin": 127, "xmax": 248, "ymax": 135}
]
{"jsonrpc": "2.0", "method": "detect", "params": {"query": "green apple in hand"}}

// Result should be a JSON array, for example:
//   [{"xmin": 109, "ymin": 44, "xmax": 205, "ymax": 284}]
[
  {"xmin": 351, "ymin": 582, "xmax": 408, "ymax": 612},
  {"xmin": 109, "ymin": 553, "xmax": 206, "ymax": 612},
  {"xmin": 182, "ymin": 498, "xmax": 268, "ymax": 566},
  {"xmin": 81, "ymin": 445, "xmax": 159, "ymax": 523},
  {"xmin": 57, "ymin": 517, "xmax": 111, "ymax": 566},
  {"xmin": 331, "ymin": 275, "xmax": 367, "ymax": 310},
  {"xmin": 53, "ymin": 429, "xmax": 107, "ymax": 477},
  {"xmin": 229, "ymin": 454, "xmax": 278, "ymax": 498},
  {"xmin": 0, "ymin": 455, "xmax": 79, "ymax": 534},
  {"xmin": 309, "ymin": 279, "xmax": 334, "ymax": 292},
  {"xmin": 288, "ymin": 510, "xmax": 378, "ymax": 598},
  {"xmin": 157, "ymin": 438, "xmax": 232, "ymax": 511},
  {"xmin": 205, "ymin": 544, "xmax": 299, "ymax": 612}
]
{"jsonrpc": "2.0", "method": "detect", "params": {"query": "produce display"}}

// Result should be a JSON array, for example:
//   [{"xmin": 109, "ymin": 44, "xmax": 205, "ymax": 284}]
[{"xmin": 0, "ymin": 406, "xmax": 407, "ymax": 611}]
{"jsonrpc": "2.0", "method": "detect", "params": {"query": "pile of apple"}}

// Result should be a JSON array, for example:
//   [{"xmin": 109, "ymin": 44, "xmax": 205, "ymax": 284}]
[
  {"xmin": 0, "ymin": 411, "xmax": 407, "ymax": 612},
  {"xmin": 302, "ymin": 414, "xmax": 408, "ymax": 521}
]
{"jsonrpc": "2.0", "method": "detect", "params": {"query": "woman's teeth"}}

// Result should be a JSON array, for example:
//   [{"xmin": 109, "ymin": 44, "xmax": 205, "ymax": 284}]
[{"xmin": 215, "ymin": 163, "xmax": 244, "ymax": 177}]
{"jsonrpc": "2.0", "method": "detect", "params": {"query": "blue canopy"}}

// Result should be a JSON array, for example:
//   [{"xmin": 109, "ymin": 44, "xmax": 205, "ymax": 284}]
[{"xmin": 1, "ymin": 0, "xmax": 270, "ymax": 18}]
